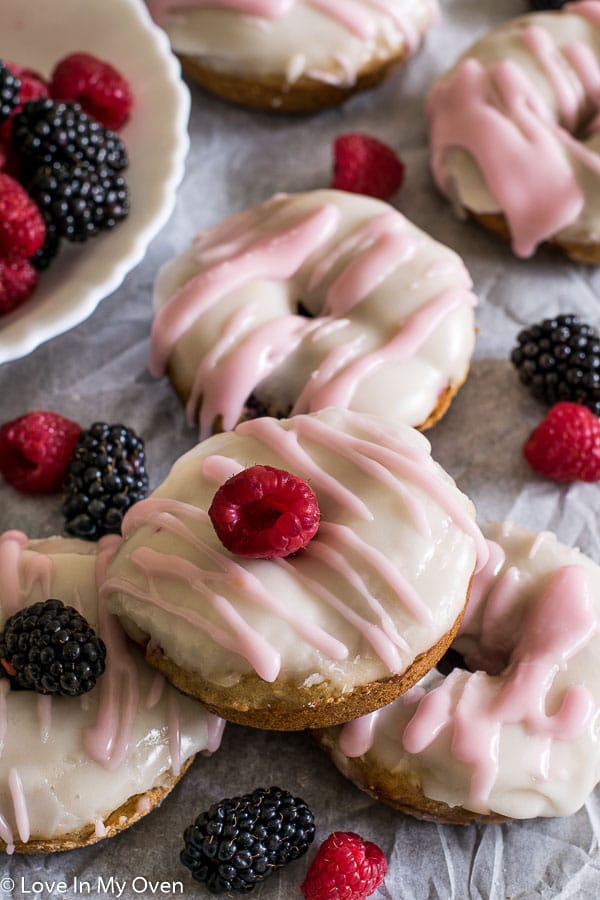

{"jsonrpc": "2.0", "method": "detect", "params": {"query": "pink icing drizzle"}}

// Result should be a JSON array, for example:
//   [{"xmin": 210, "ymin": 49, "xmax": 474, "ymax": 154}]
[
  {"xmin": 151, "ymin": 198, "xmax": 475, "ymax": 438},
  {"xmin": 8, "ymin": 768, "xmax": 29, "ymax": 843},
  {"xmin": 402, "ymin": 565, "xmax": 596, "ymax": 811},
  {"xmin": 427, "ymin": 8, "xmax": 600, "ymax": 256}
]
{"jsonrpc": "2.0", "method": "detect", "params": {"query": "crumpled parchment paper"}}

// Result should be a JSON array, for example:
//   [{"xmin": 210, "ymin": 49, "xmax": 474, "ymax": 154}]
[{"xmin": 2, "ymin": 0, "xmax": 600, "ymax": 897}]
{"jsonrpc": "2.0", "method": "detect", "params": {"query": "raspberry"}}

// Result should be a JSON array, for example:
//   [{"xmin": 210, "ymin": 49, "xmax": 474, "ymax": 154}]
[
  {"xmin": 0, "ymin": 256, "xmax": 38, "ymax": 316},
  {"xmin": 523, "ymin": 402, "xmax": 600, "ymax": 482},
  {"xmin": 208, "ymin": 465, "xmax": 320, "ymax": 558},
  {"xmin": 331, "ymin": 133, "xmax": 405, "ymax": 200},
  {"xmin": 301, "ymin": 832, "xmax": 387, "ymax": 900},
  {"xmin": 0, "ymin": 172, "xmax": 46, "ymax": 257},
  {"xmin": 50, "ymin": 53, "xmax": 133, "ymax": 131},
  {"xmin": 0, "ymin": 410, "xmax": 81, "ymax": 493}
]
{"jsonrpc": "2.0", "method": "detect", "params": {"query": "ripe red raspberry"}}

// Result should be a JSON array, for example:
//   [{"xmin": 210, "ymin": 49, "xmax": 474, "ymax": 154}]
[
  {"xmin": 523, "ymin": 402, "xmax": 600, "ymax": 482},
  {"xmin": 0, "ymin": 411, "xmax": 82, "ymax": 493},
  {"xmin": 0, "ymin": 173, "xmax": 46, "ymax": 258},
  {"xmin": 331, "ymin": 133, "xmax": 405, "ymax": 200},
  {"xmin": 208, "ymin": 465, "xmax": 320, "ymax": 558},
  {"xmin": 301, "ymin": 831, "xmax": 387, "ymax": 900},
  {"xmin": 50, "ymin": 53, "xmax": 133, "ymax": 131},
  {"xmin": 0, "ymin": 256, "xmax": 38, "ymax": 316}
]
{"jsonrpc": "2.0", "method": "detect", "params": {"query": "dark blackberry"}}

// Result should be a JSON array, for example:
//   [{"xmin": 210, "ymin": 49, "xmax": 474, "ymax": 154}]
[
  {"xmin": 63, "ymin": 422, "xmax": 149, "ymax": 540},
  {"xmin": 528, "ymin": 1, "xmax": 567, "ymax": 9},
  {"xmin": 0, "ymin": 599, "xmax": 106, "ymax": 696},
  {"xmin": 29, "ymin": 162, "xmax": 129, "ymax": 243},
  {"xmin": 181, "ymin": 786, "xmax": 315, "ymax": 895},
  {"xmin": 0, "ymin": 63, "xmax": 20, "ymax": 123},
  {"xmin": 30, "ymin": 220, "xmax": 60, "ymax": 270},
  {"xmin": 511, "ymin": 315, "xmax": 600, "ymax": 415},
  {"xmin": 11, "ymin": 98, "xmax": 128, "ymax": 172}
]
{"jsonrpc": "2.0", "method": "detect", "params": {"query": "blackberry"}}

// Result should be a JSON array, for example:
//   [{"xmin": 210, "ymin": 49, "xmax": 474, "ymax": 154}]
[
  {"xmin": 0, "ymin": 63, "xmax": 20, "ymax": 123},
  {"xmin": 29, "ymin": 162, "xmax": 129, "ymax": 243},
  {"xmin": 63, "ymin": 422, "xmax": 149, "ymax": 540},
  {"xmin": 181, "ymin": 786, "xmax": 315, "ymax": 894},
  {"xmin": 30, "ymin": 220, "xmax": 60, "ymax": 270},
  {"xmin": 11, "ymin": 98, "xmax": 128, "ymax": 172},
  {"xmin": 528, "ymin": 1, "xmax": 567, "ymax": 9},
  {"xmin": 0, "ymin": 599, "xmax": 106, "ymax": 696},
  {"xmin": 511, "ymin": 315, "xmax": 600, "ymax": 415}
]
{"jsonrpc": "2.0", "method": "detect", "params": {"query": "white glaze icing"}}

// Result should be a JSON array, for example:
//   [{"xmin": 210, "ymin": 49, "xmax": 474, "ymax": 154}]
[
  {"xmin": 148, "ymin": 0, "xmax": 439, "ymax": 89},
  {"xmin": 104, "ymin": 409, "xmax": 484, "ymax": 697},
  {"xmin": 335, "ymin": 522, "xmax": 600, "ymax": 820},
  {"xmin": 151, "ymin": 190, "xmax": 477, "ymax": 438},
  {"xmin": 0, "ymin": 531, "xmax": 224, "ymax": 849},
  {"xmin": 427, "ymin": 3, "xmax": 600, "ymax": 256}
]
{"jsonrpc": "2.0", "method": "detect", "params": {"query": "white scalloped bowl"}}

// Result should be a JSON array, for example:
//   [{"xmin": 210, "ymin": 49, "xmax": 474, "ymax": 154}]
[{"xmin": 0, "ymin": 0, "xmax": 190, "ymax": 364}]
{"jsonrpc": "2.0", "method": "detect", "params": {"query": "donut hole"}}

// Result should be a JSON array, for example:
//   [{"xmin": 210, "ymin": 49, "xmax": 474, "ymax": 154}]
[{"xmin": 435, "ymin": 647, "xmax": 467, "ymax": 676}]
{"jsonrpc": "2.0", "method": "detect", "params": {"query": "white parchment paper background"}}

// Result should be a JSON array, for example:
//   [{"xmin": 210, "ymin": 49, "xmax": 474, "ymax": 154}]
[{"xmin": 2, "ymin": 0, "xmax": 600, "ymax": 896}]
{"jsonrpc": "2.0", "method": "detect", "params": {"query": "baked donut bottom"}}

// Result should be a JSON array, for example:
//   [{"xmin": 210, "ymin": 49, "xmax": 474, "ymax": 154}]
[
  {"xmin": 177, "ymin": 50, "xmax": 407, "ymax": 113},
  {"xmin": 0, "ymin": 757, "xmax": 194, "ymax": 854},
  {"xmin": 312, "ymin": 730, "xmax": 505, "ymax": 825},
  {"xmin": 126, "ymin": 604, "xmax": 467, "ymax": 732},
  {"xmin": 470, "ymin": 211, "xmax": 600, "ymax": 265}
]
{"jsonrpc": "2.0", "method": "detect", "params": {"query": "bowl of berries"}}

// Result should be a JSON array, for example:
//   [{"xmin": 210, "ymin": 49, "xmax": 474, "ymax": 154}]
[{"xmin": 0, "ymin": 0, "xmax": 190, "ymax": 364}]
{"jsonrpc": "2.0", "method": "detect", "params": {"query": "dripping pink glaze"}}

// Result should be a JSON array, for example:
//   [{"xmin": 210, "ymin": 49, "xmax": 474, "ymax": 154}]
[
  {"xmin": 152, "ymin": 201, "xmax": 475, "ymax": 435},
  {"xmin": 8, "ymin": 768, "xmax": 29, "ymax": 843},
  {"xmin": 522, "ymin": 25, "xmax": 581, "ymax": 131},
  {"xmin": 206, "ymin": 714, "xmax": 226, "ymax": 753},
  {"xmin": 428, "ymin": 57, "xmax": 584, "ymax": 258},
  {"xmin": 0, "ymin": 810, "xmax": 14, "ymax": 854},
  {"xmin": 293, "ymin": 287, "xmax": 476, "ymax": 415},
  {"xmin": 149, "ymin": 202, "xmax": 340, "ymax": 378},
  {"xmin": 402, "ymin": 565, "xmax": 596, "ymax": 811},
  {"xmin": 147, "ymin": 0, "xmax": 418, "ymax": 41},
  {"xmin": 146, "ymin": 671, "xmax": 166, "ymax": 709},
  {"xmin": 119, "ymin": 497, "xmax": 348, "ymax": 662},
  {"xmin": 459, "ymin": 539, "xmax": 506, "ymax": 632},
  {"xmin": 84, "ymin": 536, "xmax": 142, "ymax": 770}
]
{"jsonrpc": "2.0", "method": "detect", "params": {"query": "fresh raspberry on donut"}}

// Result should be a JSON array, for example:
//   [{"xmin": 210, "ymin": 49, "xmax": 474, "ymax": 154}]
[
  {"xmin": 523, "ymin": 402, "xmax": 600, "ymax": 482},
  {"xmin": 331, "ymin": 133, "xmax": 405, "ymax": 200},
  {"xmin": 50, "ymin": 53, "xmax": 133, "ymax": 130},
  {"xmin": 301, "ymin": 831, "xmax": 387, "ymax": 900},
  {"xmin": 0, "ymin": 256, "xmax": 38, "ymax": 316},
  {"xmin": 0, "ymin": 173, "xmax": 46, "ymax": 258},
  {"xmin": 208, "ymin": 465, "xmax": 320, "ymax": 558},
  {"xmin": 0, "ymin": 410, "xmax": 82, "ymax": 493}
]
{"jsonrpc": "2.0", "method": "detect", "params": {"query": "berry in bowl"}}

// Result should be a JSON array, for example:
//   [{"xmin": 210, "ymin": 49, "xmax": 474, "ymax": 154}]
[{"xmin": 0, "ymin": 0, "xmax": 190, "ymax": 364}]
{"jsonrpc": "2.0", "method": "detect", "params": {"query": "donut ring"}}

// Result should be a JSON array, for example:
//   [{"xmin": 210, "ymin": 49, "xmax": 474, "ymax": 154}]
[
  {"xmin": 150, "ymin": 190, "xmax": 477, "ymax": 440},
  {"xmin": 426, "ymin": 3, "xmax": 600, "ymax": 261},
  {"xmin": 0, "ymin": 532, "xmax": 224, "ymax": 853},
  {"xmin": 103, "ymin": 408, "xmax": 487, "ymax": 731},
  {"xmin": 315, "ymin": 522, "xmax": 600, "ymax": 823},
  {"xmin": 147, "ymin": 0, "xmax": 439, "ymax": 113}
]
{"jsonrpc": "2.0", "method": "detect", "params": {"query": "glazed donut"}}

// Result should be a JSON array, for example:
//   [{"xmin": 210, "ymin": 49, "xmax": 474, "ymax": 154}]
[
  {"xmin": 103, "ymin": 408, "xmax": 487, "ymax": 731},
  {"xmin": 147, "ymin": 0, "xmax": 439, "ymax": 112},
  {"xmin": 0, "ymin": 531, "xmax": 224, "ymax": 853},
  {"xmin": 149, "ymin": 190, "xmax": 477, "ymax": 439},
  {"xmin": 427, "ymin": 2, "xmax": 600, "ymax": 262},
  {"xmin": 315, "ymin": 522, "xmax": 600, "ymax": 823}
]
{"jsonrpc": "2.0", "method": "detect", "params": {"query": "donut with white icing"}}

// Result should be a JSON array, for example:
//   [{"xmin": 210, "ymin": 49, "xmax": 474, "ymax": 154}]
[
  {"xmin": 315, "ymin": 522, "xmax": 600, "ymax": 823},
  {"xmin": 0, "ymin": 531, "xmax": 224, "ymax": 853},
  {"xmin": 147, "ymin": 0, "xmax": 439, "ymax": 112},
  {"xmin": 103, "ymin": 408, "xmax": 487, "ymax": 731},
  {"xmin": 150, "ymin": 190, "xmax": 477, "ymax": 440},
  {"xmin": 427, "ymin": 2, "xmax": 600, "ymax": 262}
]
